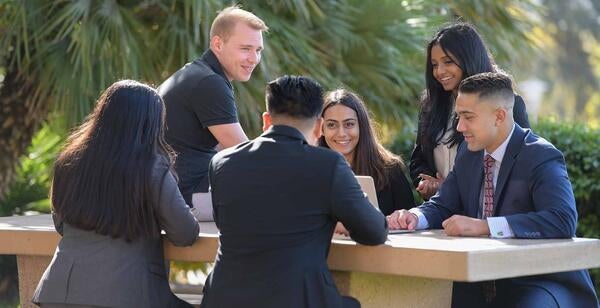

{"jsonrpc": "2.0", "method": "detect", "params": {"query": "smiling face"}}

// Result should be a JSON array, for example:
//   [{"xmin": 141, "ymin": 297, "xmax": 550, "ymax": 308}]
[
  {"xmin": 322, "ymin": 104, "xmax": 360, "ymax": 164},
  {"xmin": 431, "ymin": 44, "xmax": 464, "ymax": 94},
  {"xmin": 212, "ymin": 22, "xmax": 264, "ymax": 82},
  {"xmin": 455, "ymin": 92, "xmax": 505, "ymax": 153}
]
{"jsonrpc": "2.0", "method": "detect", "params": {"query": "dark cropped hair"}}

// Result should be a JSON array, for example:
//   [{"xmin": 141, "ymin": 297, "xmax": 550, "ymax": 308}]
[
  {"xmin": 419, "ymin": 22, "xmax": 496, "ymax": 150},
  {"xmin": 459, "ymin": 72, "xmax": 515, "ymax": 107},
  {"xmin": 265, "ymin": 75, "xmax": 324, "ymax": 119},
  {"xmin": 319, "ymin": 89, "xmax": 406, "ymax": 190},
  {"xmin": 51, "ymin": 80, "xmax": 176, "ymax": 242}
]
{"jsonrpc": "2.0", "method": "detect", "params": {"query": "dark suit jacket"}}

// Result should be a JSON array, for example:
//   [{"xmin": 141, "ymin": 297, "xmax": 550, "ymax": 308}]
[
  {"xmin": 33, "ymin": 158, "xmax": 199, "ymax": 308},
  {"xmin": 410, "ymin": 94, "xmax": 530, "ymax": 186},
  {"xmin": 201, "ymin": 125, "xmax": 388, "ymax": 308},
  {"xmin": 417, "ymin": 124, "xmax": 598, "ymax": 307}
]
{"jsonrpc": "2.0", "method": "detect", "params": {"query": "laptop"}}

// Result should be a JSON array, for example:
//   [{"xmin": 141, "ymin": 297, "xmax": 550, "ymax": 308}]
[
  {"xmin": 355, "ymin": 175, "xmax": 379, "ymax": 209},
  {"xmin": 332, "ymin": 176, "xmax": 414, "ymax": 238}
]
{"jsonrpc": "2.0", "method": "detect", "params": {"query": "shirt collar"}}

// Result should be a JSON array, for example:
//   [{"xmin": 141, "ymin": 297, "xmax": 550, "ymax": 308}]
[
  {"xmin": 484, "ymin": 124, "xmax": 515, "ymax": 163},
  {"xmin": 200, "ymin": 49, "xmax": 232, "ymax": 89},
  {"xmin": 261, "ymin": 125, "xmax": 309, "ymax": 145}
]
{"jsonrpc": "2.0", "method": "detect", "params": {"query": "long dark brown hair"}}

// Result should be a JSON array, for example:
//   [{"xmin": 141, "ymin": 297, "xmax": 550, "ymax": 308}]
[
  {"xmin": 51, "ymin": 80, "xmax": 176, "ymax": 241},
  {"xmin": 419, "ymin": 22, "xmax": 496, "ymax": 151},
  {"xmin": 319, "ymin": 89, "xmax": 405, "ymax": 190}
]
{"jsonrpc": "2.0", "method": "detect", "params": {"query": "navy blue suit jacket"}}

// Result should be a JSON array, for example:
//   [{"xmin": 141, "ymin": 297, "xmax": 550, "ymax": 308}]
[
  {"xmin": 418, "ymin": 124, "xmax": 598, "ymax": 307},
  {"xmin": 201, "ymin": 125, "xmax": 388, "ymax": 308}
]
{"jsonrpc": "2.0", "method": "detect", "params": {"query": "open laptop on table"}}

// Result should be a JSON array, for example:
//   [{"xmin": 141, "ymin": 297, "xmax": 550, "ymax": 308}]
[{"xmin": 333, "ymin": 176, "xmax": 414, "ymax": 240}]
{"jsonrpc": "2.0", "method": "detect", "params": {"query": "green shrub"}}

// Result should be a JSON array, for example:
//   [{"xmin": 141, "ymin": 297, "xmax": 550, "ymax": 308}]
[
  {"xmin": 0, "ymin": 125, "xmax": 61, "ymax": 216},
  {"xmin": 533, "ymin": 119, "xmax": 600, "ymax": 295},
  {"xmin": 0, "ymin": 124, "xmax": 62, "ymax": 305}
]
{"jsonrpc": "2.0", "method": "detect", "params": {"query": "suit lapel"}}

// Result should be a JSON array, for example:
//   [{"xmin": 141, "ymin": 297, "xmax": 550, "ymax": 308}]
[
  {"xmin": 466, "ymin": 150, "xmax": 484, "ymax": 218},
  {"xmin": 493, "ymin": 126, "xmax": 526, "ymax": 214}
]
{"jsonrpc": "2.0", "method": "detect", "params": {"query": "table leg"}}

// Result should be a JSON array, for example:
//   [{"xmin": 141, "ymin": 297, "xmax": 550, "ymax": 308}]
[
  {"xmin": 17, "ymin": 255, "xmax": 51, "ymax": 308},
  {"xmin": 332, "ymin": 271, "xmax": 452, "ymax": 308}
]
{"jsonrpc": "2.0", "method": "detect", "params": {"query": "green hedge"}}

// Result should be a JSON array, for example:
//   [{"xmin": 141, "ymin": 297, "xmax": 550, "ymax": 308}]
[
  {"xmin": 533, "ymin": 119, "xmax": 600, "ymax": 295},
  {"xmin": 390, "ymin": 118, "xmax": 600, "ymax": 295}
]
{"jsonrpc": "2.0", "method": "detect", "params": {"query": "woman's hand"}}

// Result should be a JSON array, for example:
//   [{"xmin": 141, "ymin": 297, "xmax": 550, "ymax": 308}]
[
  {"xmin": 334, "ymin": 222, "xmax": 350, "ymax": 236},
  {"xmin": 416, "ymin": 173, "xmax": 445, "ymax": 199}
]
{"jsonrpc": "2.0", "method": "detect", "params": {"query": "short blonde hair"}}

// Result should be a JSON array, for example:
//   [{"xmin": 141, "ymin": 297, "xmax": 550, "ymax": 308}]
[{"xmin": 210, "ymin": 5, "xmax": 268, "ymax": 40}]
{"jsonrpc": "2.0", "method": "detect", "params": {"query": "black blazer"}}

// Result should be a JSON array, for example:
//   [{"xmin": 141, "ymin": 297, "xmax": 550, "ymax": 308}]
[
  {"xmin": 201, "ymin": 125, "xmax": 388, "ymax": 308},
  {"xmin": 409, "ymin": 94, "xmax": 530, "ymax": 186},
  {"xmin": 376, "ymin": 164, "xmax": 416, "ymax": 215}
]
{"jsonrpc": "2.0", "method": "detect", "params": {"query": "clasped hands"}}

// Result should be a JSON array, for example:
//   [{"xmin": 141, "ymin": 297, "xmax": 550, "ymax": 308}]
[{"xmin": 387, "ymin": 209, "xmax": 490, "ymax": 237}]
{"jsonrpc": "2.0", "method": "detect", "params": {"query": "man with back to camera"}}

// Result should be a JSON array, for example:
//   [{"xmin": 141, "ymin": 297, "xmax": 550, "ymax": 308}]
[
  {"xmin": 388, "ymin": 72, "xmax": 599, "ymax": 307},
  {"xmin": 158, "ymin": 6, "xmax": 267, "ymax": 221},
  {"xmin": 200, "ymin": 75, "xmax": 388, "ymax": 308}
]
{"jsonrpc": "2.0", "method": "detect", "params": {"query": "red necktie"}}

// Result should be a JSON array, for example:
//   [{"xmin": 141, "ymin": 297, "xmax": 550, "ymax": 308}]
[
  {"xmin": 482, "ymin": 154, "xmax": 497, "ymax": 303},
  {"xmin": 483, "ymin": 154, "xmax": 495, "ymax": 218}
]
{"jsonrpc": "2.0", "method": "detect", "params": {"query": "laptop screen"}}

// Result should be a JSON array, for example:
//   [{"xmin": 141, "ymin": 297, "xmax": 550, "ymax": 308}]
[{"xmin": 355, "ymin": 175, "xmax": 379, "ymax": 209}]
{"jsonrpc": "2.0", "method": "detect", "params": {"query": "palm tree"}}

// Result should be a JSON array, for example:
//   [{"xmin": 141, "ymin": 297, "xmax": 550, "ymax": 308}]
[{"xmin": 0, "ymin": 0, "xmax": 538, "ymax": 201}]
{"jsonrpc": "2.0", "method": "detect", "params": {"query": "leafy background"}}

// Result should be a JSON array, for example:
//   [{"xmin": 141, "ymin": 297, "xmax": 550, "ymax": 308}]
[{"xmin": 1, "ymin": 0, "xmax": 599, "ymax": 305}]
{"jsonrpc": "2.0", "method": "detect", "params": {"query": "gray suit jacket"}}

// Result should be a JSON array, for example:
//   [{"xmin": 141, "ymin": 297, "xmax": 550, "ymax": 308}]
[{"xmin": 33, "ymin": 158, "xmax": 199, "ymax": 308}]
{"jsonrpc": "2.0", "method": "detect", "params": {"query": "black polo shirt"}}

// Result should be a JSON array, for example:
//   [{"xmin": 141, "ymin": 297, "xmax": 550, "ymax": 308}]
[{"xmin": 158, "ymin": 49, "xmax": 238, "ymax": 205}]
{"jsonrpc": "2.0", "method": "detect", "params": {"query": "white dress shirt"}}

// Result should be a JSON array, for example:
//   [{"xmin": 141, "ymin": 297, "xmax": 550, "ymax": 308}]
[{"xmin": 433, "ymin": 116, "xmax": 459, "ymax": 178}]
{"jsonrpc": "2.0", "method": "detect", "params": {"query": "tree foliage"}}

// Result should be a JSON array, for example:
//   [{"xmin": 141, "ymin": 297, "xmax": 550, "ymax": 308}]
[
  {"xmin": 0, "ymin": 0, "xmax": 538, "ymax": 200},
  {"xmin": 519, "ymin": 0, "xmax": 600, "ymax": 124}
]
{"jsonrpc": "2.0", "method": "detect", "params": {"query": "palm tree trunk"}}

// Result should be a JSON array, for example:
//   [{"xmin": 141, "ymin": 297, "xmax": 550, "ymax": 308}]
[{"xmin": 0, "ymin": 69, "xmax": 48, "ymax": 202}]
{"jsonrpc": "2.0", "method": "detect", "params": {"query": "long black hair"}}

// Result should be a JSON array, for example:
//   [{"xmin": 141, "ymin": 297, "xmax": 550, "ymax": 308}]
[
  {"xmin": 419, "ymin": 23, "xmax": 495, "ymax": 151},
  {"xmin": 319, "ymin": 89, "xmax": 405, "ymax": 190},
  {"xmin": 51, "ymin": 80, "xmax": 176, "ymax": 241}
]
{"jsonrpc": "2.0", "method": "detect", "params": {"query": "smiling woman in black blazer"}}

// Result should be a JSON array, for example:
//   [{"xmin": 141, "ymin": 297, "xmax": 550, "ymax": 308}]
[
  {"xmin": 319, "ymin": 89, "xmax": 416, "ymax": 218},
  {"xmin": 410, "ymin": 23, "xmax": 530, "ymax": 200},
  {"xmin": 33, "ymin": 80, "xmax": 199, "ymax": 308}
]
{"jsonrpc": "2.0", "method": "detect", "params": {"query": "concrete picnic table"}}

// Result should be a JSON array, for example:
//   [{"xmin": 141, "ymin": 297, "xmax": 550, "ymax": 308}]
[{"xmin": 1, "ymin": 214, "xmax": 599, "ymax": 308}]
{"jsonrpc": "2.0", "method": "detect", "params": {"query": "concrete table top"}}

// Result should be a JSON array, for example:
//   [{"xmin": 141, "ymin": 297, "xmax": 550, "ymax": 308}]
[{"xmin": 1, "ymin": 214, "xmax": 599, "ymax": 282}]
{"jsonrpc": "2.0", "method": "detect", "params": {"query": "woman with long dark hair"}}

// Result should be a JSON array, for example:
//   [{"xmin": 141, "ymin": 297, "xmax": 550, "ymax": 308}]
[
  {"xmin": 320, "ymin": 89, "xmax": 415, "ymax": 217},
  {"xmin": 33, "ymin": 80, "xmax": 199, "ymax": 308},
  {"xmin": 410, "ymin": 23, "xmax": 530, "ymax": 199}
]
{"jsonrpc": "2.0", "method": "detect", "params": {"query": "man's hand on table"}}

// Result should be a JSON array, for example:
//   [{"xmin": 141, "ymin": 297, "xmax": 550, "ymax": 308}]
[
  {"xmin": 442, "ymin": 215, "xmax": 490, "ymax": 237},
  {"xmin": 387, "ymin": 209, "xmax": 418, "ymax": 231}
]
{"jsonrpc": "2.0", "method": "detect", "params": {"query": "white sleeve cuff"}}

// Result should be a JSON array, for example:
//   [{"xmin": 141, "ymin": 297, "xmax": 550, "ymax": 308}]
[
  {"xmin": 487, "ymin": 217, "xmax": 514, "ymax": 238},
  {"xmin": 409, "ymin": 208, "xmax": 429, "ymax": 230}
]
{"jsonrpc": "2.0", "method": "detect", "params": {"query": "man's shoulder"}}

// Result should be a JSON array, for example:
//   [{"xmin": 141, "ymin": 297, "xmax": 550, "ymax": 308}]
[
  {"xmin": 178, "ymin": 59, "xmax": 227, "ymax": 87},
  {"xmin": 307, "ymin": 144, "xmax": 343, "ymax": 157},
  {"xmin": 520, "ymin": 129, "xmax": 563, "ymax": 161},
  {"xmin": 211, "ymin": 139, "xmax": 343, "ymax": 167},
  {"xmin": 211, "ymin": 140, "xmax": 250, "ymax": 162},
  {"xmin": 159, "ymin": 59, "xmax": 228, "ymax": 95}
]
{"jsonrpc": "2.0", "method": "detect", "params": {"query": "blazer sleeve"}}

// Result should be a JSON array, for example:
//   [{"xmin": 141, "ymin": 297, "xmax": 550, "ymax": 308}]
[
  {"xmin": 505, "ymin": 150, "xmax": 577, "ymax": 239},
  {"xmin": 389, "ymin": 165, "xmax": 416, "ymax": 210},
  {"xmin": 409, "ymin": 143, "xmax": 435, "ymax": 187},
  {"xmin": 330, "ymin": 156, "xmax": 388, "ymax": 245},
  {"xmin": 416, "ymin": 160, "xmax": 465, "ymax": 228},
  {"xmin": 513, "ymin": 95, "xmax": 531, "ymax": 129},
  {"xmin": 409, "ymin": 112, "xmax": 436, "ymax": 187},
  {"xmin": 154, "ymin": 166, "xmax": 199, "ymax": 246}
]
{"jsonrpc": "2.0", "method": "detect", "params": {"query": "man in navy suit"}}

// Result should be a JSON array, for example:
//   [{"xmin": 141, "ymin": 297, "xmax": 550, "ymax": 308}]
[
  {"xmin": 388, "ymin": 72, "xmax": 598, "ymax": 307},
  {"xmin": 201, "ymin": 75, "xmax": 388, "ymax": 308}
]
